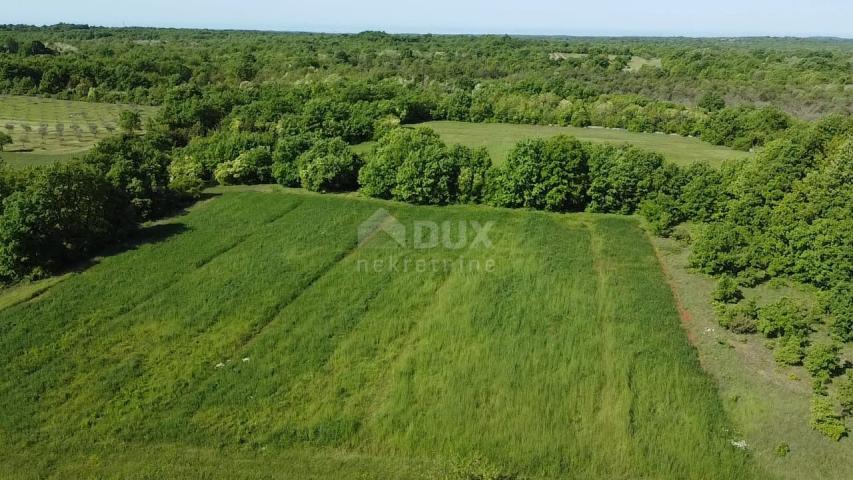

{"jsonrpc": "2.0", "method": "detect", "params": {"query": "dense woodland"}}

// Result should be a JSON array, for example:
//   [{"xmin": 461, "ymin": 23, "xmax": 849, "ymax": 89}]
[{"xmin": 0, "ymin": 25, "xmax": 851, "ymax": 439}]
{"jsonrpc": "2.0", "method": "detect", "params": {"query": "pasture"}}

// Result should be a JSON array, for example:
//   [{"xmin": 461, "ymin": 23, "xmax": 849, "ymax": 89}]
[
  {"xmin": 410, "ymin": 121, "xmax": 752, "ymax": 167},
  {"xmin": 0, "ymin": 187, "xmax": 759, "ymax": 479},
  {"xmin": 0, "ymin": 95, "xmax": 156, "ymax": 165}
]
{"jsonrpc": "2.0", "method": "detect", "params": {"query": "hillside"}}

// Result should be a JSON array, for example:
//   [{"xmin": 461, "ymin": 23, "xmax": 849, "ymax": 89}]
[{"xmin": 0, "ymin": 187, "xmax": 758, "ymax": 479}]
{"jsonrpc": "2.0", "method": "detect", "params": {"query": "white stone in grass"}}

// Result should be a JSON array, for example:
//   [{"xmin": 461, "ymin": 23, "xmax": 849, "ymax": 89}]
[
  {"xmin": 242, "ymin": 357, "xmax": 250, "ymax": 362},
  {"xmin": 215, "ymin": 362, "xmax": 225, "ymax": 368},
  {"xmin": 730, "ymin": 439, "xmax": 748, "ymax": 450}
]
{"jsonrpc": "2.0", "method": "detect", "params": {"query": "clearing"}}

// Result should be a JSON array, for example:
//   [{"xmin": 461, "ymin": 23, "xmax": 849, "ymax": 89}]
[
  {"xmin": 402, "ymin": 121, "xmax": 751, "ymax": 168},
  {"xmin": 0, "ymin": 187, "xmax": 759, "ymax": 479}
]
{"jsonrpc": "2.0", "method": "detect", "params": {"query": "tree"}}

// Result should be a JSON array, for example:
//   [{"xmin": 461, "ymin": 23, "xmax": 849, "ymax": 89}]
[
  {"xmin": 359, "ymin": 127, "xmax": 445, "ymax": 200},
  {"xmin": 214, "ymin": 147, "xmax": 273, "ymax": 186},
  {"xmin": 119, "ymin": 110, "xmax": 142, "ymax": 134},
  {"xmin": 0, "ymin": 162, "xmax": 132, "ymax": 282},
  {"xmin": 489, "ymin": 135, "xmax": 589, "ymax": 212},
  {"xmin": 0, "ymin": 132, "xmax": 12, "ymax": 152},
  {"xmin": 297, "ymin": 138, "xmax": 361, "ymax": 192},
  {"xmin": 84, "ymin": 134, "xmax": 173, "ymax": 220}
]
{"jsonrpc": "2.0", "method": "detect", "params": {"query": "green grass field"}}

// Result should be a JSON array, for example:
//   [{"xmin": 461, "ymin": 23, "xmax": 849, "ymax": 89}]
[
  {"xmin": 0, "ymin": 187, "xmax": 760, "ymax": 479},
  {"xmin": 0, "ymin": 95, "xmax": 157, "ymax": 168},
  {"xmin": 406, "ymin": 121, "xmax": 752, "ymax": 168}
]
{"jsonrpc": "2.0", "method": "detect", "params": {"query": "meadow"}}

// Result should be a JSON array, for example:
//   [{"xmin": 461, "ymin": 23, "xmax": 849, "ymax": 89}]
[
  {"xmin": 0, "ymin": 95, "xmax": 156, "ymax": 166},
  {"xmin": 408, "ymin": 121, "xmax": 752, "ymax": 167},
  {"xmin": 0, "ymin": 187, "xmax": 759, "ymax": 479}
]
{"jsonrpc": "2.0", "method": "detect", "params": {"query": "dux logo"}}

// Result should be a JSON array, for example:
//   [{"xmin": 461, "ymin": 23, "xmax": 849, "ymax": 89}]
[{"xmin": 358, "ymin": 209, "xmax": 495, "ymax": 249}]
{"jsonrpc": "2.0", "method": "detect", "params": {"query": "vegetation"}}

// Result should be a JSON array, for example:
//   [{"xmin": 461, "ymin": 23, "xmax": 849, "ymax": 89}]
[
  {"xmin": 0, "ymin": 188, "xmax": 760, "ymax": 478},
  {"xmin": 0, "ymin": 24, "xmax": 851, "ymax": 476}
]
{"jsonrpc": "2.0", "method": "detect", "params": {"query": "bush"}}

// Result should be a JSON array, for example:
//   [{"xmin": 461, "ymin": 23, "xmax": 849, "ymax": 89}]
[
  {"xmin": 756, "ymin": 298, "xmax": 815, "ymax": 338},
  {"xmin": 809, "ymin": 395, "xmax": 847, "ymax": 441},
  {"xmin": 689, "ymin": 222, "xmax": 750, "ymax": 276},
  {"xmin": 824, "ymin": 283, "xmax": 853, "ymax": 342},
  {"xmin": 214, "ymin": 147, "xmax": 273, "ymax": 185},
  {"xmin": 297, "ymin": 138, "xmax": 361, "ymax": 192},
  {"xmin": 168, "ymin": 155, "xmax": 206, "ymax": 197},
  {"xmin": 712, "ymin": 275, "xmax": 743, "ymax": 304},
  {"xmin": 803, "ymin": 342, "xmax": 841, "ymax": 385},
  {"xmin": 488, "ymin": 135, "xmax": 589, "ymax": 212},
  {"xmin": 839, "ymin": 373, "xmax": 853, "ymax": 416},
  {"xmin": 773, "ymin": 335, "xmax": 807, "ymax": 366},
  {"xmin": 716, "ymin": 300, "xmax": 757, "ymax": 334},
  {"xmin": 639, "ymin": 193, "xmax": 684, "ymax": 237}
]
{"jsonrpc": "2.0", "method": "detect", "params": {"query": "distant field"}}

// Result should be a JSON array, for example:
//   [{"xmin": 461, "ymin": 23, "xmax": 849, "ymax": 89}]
[
  {"xmin": 0, "ymin": 187, "xmax": 759, "ymax": 479},
  {"xmin": 0, "ymin": 95, "xmax": 157, "ymax": 167},
  {"xmin": 410, "ymin": 121, "xmax": 752, "ymax": 167}
]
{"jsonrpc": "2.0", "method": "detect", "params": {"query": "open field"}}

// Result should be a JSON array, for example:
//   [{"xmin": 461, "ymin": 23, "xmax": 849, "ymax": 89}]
[
  {"xmin": 409, "ymin": 121, "xmax": 752, "ymax": 167},
  {"xmin": 0, "ymin": 187, "xmax": 759, "ymax": 479},
  {"xmin": 651, "ymin": 233, "xmax": 853, "ymax": 480},
  {"xmin": 0, "ymin": 95, "xmax": 156, "ymax": 166}
]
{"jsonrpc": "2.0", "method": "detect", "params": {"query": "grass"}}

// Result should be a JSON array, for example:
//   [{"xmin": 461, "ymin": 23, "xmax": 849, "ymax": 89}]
[
  {"xmin": 0, "ymin": 187, "xmax": 760, "ymax": 479},
  {"xmin": 650, "ymin": 233, "xmax": 853, "ymax": 480},
  {"xmin": 404, "ymin": 121, "xmax": 751, "ymax": 168},
  {"xmin": 0, "ymin": 95, "xmax": 157, "ymax": 168}
]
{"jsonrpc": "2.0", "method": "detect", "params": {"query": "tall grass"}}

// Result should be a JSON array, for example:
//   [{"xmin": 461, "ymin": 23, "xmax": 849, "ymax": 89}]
[{"xmin": 0, "ymin": 188, "xmax": 760, "ymax": 479}]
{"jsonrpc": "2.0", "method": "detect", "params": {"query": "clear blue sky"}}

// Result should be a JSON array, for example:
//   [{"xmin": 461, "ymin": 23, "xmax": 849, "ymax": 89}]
[{"xmin": 4, "ymin": 0, "xmax": 851, "ymax": 37}]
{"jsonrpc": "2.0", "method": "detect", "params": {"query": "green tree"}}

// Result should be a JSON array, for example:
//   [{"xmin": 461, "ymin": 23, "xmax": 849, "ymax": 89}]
[
  {"xmin": 119, "ymin": 110, "xmax": 142, "ymax": 134},
  {"xmin": 297, "ymin": 138, "xmax": 361, "ymax": 193}
]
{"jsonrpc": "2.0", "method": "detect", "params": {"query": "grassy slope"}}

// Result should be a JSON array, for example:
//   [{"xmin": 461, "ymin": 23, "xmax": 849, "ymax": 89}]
[
  {"xmin": 651, "ymin": 234, "xmax": 853, "ymax": 480},
  {"xmin": 0, "ymin": 187, "xmax": 758, "ymax": 479},
  {"xmin": 411, "ymin": 121, "xmax": 752, "ymax": 168}
]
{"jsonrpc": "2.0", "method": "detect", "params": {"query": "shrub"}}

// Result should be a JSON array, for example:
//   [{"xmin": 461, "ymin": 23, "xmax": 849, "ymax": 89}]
[
  {"xmin": 823, "ymin": 283, "xmax": 853, "ymax": 342},
  {"xmin": 774, "ymin": 443, "xmax": 790, "ymax": 458},
  {"xmin": 809, "ymin": 395, "xmax": 847, "ymax": 441},
  {"xmin": 839, "ymin": 373, "xmax": 853, "ymax": 416},
  {"xmin": 639, "ymin": 193, "xmax": 684, "ymax": 237},
  {"xmin": 297, "ymin": 138, "xmax": 361, "ymax": 192},
  {"xmin": 689, "ymin": 222, "xmax": 750, "ymax": 276},
  {"xmin": 716, "ymin": 300, "xmax": 757, "ymax": 334},
  {"xmin": 168, "ymin": 155, "xmax": 206, "ymax": 197},
  {"xmin": 756, "ymin": 298, "xmax": 815, "ymax": 339},
  {"xmin": 803, "ymin": 342, "xmax": 841, "ymax": 385},
  {"xmin": 214, "ymin": 147, "xmax": 273, "ymax": 185},
  {"xmin": 392, "ymin": 141, "xmax": 460, "ymax": 205},
  {"xmin": 712, "ymin": 275, "xmax": 743, "ymax": 304},
  {"xmin": 773, "ymin": 336, "xmax": 807, "ymax": 366}
]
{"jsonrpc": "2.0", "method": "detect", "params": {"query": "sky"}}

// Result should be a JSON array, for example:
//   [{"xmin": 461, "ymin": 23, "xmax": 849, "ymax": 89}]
[{"xmin": 3, "ymin": 0, "xmax": 851, "ymax": 38}]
